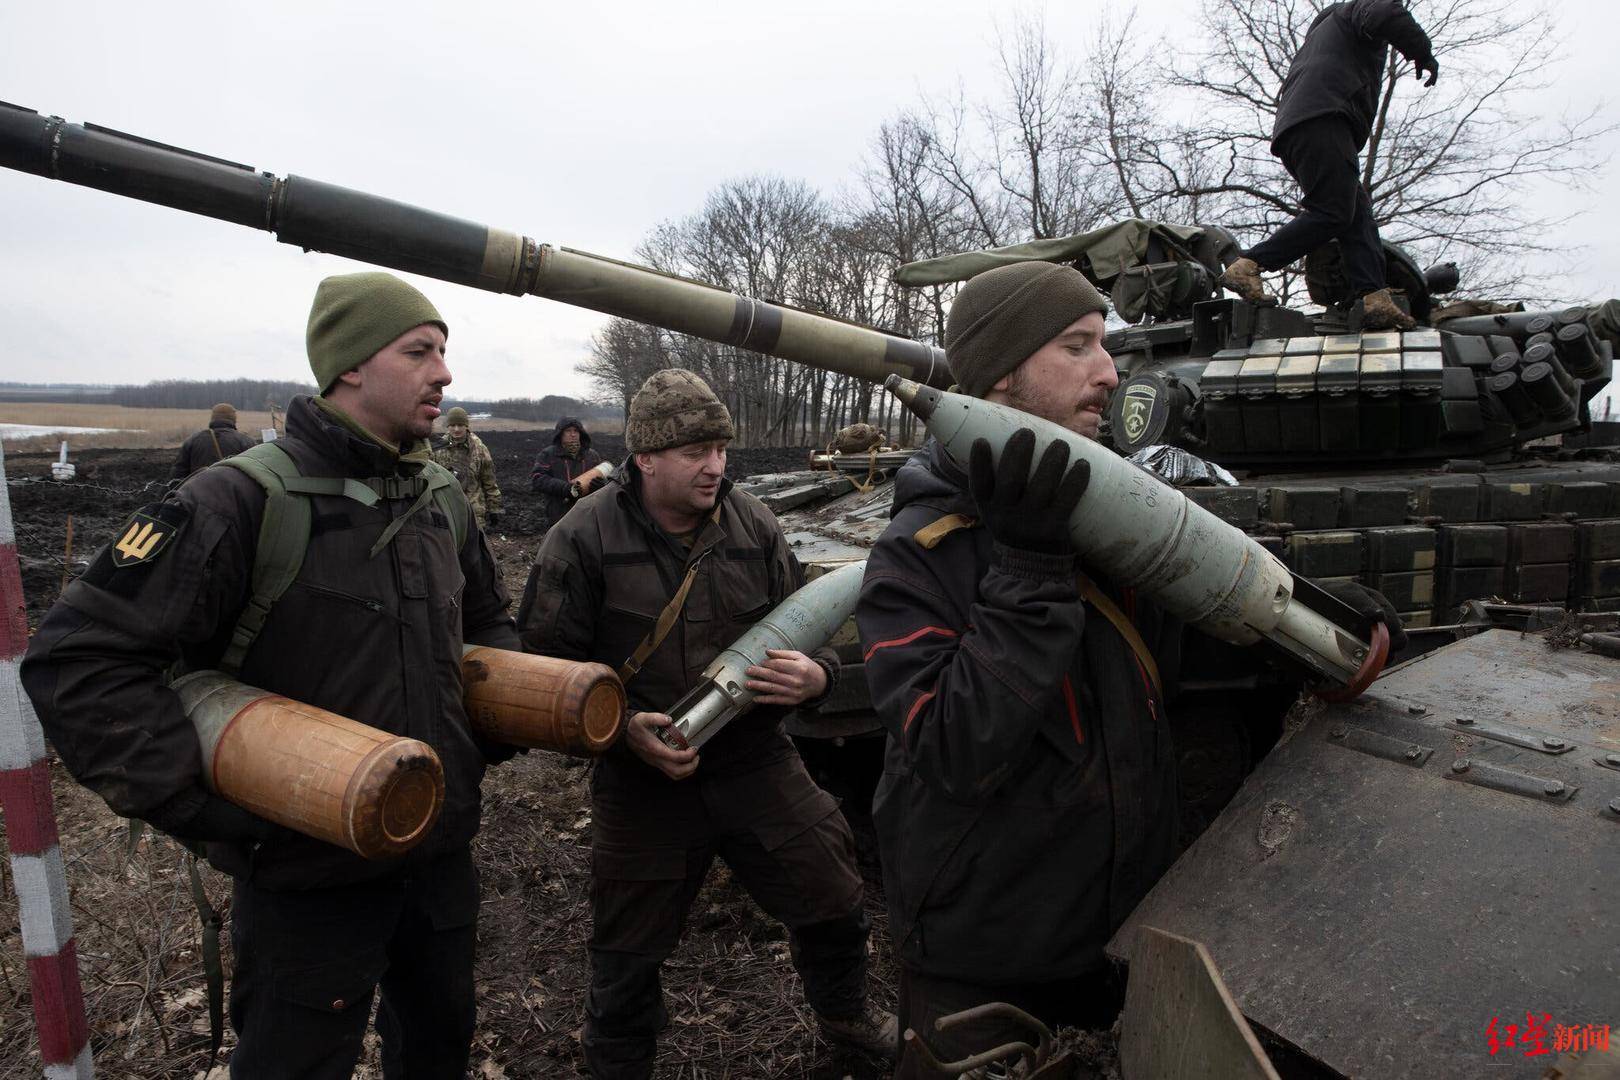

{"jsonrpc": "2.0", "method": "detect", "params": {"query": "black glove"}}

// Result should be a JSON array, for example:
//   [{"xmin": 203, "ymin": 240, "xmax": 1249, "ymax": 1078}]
[
  {"xmin": 1414, "ymin": 55, "xmax": 1439, "ymax": 87},
  {"xmin": 485, "ymin": 511, "xmax": 500, "ymax": 529},
  {"xmin": 1317, "ymin": 579, "xmax": 1409, "ymax": 653},
  {"xmin": 968, "ymin": 428, "xmax": 1092, "ymax": 555},
  {"xmin": 150, "ymin": 789, "xmax": 284, "ymax": 844}
]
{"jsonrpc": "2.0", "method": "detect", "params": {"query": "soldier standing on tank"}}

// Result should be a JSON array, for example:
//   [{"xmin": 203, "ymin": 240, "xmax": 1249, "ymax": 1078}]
[
  {"xmin": 170, "ymin": 402, "xmax": 256, "ymax": 483},
  {"xmin": 433, "ymin": 405, "xmax": 503, "ymax": 529},
  {"xmin": 856, "ymin": 263, "xmax": 1406, "ymax": 1074},
  {"xmin": 22, "ymin": 272, "xmax": 522, "ymax": 1080},
  {"xmin": 529, "ymin": 415, "xmax": 605, "ymax": 531},
  {"xmin": 519, "ymin": 369, "xmax": 898, "ymax": 1078},
  {"xmin": 1220, "ymin": 0, "xmax": 1438, "ymax": 331}
]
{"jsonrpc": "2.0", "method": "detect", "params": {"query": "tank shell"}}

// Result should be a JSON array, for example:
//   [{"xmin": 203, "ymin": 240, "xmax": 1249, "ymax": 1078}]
[
  {"xmin": 173, "ymin": 671, "xmax": 444, "ymax": 859},
  {"xmin": 461, "ymin": 646, "xmax": 624, "ymax": 755}
]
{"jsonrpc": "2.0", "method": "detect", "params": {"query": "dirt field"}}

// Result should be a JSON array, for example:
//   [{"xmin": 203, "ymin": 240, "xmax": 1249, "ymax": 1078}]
[{"xmin": 0, "ymin": 429, "xmax": 911, "ymax": 1079}]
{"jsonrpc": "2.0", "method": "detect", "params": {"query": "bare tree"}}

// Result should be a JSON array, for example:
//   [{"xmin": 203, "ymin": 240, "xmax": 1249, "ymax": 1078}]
[
  {"xmin": 578, "ymin": 318, "xmax": 676, "ymax": 419},
  {"xmin": 1130, "ymin": 0, "xmax": 1612, "ymax": 298}
]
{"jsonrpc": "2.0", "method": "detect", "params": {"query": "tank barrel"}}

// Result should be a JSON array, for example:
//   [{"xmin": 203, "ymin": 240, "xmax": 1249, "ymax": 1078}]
[
  {"xmin": 0, "ymin": 103, "xmax": 951, "ymax": 389},
  {"xmin": 883, "ymin": 375, "xmax": 1389, "ymax": 696}
]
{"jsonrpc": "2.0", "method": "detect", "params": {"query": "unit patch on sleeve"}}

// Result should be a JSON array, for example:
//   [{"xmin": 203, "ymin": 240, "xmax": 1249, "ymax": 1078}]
[{"xmin": 110, "ymin": 507, "xmax": 184, "ymax": 567}]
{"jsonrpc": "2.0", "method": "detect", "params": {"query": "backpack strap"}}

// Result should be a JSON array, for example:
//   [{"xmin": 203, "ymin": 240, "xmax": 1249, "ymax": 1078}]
[
  {"xmin": 1074, "ymin": 572, "xmax": 1163, "ymax": 700},
  {"xmin": 616, "ymin": 503, "xmax": 723, "ymax": 684},
  {"xmin": 366, "ymin": 461, "xmax": 467, "ymax": 558},
  {"xmin": 426, "ymin": 462, "xmax": 470, "ymax": 553},
  {"xmin": 214, "ymin": 446, "xmax": 470, "ymax": 675},
  {"xmin": 216, "ymin": 444, "xmax": 319, "ymax": 676},
  {"xmin": 909, "ymin": 511, "xmax": 1163, "ymax": 698},
  {"xmin": 912, "ymin": 512, "xmax": 976, "ymax": 550}
]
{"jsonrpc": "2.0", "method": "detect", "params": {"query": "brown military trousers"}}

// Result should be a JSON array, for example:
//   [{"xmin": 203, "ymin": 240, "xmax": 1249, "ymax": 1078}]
[{"xmin": 582, "ymin": 750, "xmax": 869, "ymax": 1079}]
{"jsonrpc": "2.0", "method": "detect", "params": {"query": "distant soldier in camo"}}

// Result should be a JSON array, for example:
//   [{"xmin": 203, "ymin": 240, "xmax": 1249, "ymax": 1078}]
[{"xmin": 433, "ymin": 406, "xmax": 503, "ymax": 529}]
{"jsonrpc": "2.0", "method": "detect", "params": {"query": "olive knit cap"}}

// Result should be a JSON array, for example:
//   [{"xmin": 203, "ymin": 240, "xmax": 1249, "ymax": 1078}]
[
  {"xmin": 444, "ymin": 406, "xmax": 470, "ymax": 426},
  {"xmin": 626, "ymin": 368, "xmax": 735, "ymax": 454},
  {"xmin": 209, "ymin": 403, "xmax": 237, "ymax": 424},
  {"xmin": 306, "ymin": 272, "xmax": 448, "ymax": 394},
  {"xmin": 945, "ymin": 262, "xmax": 1109, "ymax": 398}
]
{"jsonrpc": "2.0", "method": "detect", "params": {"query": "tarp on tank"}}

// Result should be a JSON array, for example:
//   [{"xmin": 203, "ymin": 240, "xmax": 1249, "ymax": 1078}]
[{"xmin": 893, "ymin": 219, "xmax": 1235, "ymax": 287}]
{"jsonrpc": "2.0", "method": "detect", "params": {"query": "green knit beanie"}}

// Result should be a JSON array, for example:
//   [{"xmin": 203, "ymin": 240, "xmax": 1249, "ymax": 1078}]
[
  {"xmin": 444, "ymin": 406, "xmax": 470, "ymax": 426},
  {"xmin": 306, "ymin": 272, "xmax": 448, "ymax": 394},
  {"xmin": 945, "ymin": 262, "xmax": 1109, "ymax": 398},
  {"xmin": 626, "ymin": 368, "xmax": 735, "ymax": 454}
]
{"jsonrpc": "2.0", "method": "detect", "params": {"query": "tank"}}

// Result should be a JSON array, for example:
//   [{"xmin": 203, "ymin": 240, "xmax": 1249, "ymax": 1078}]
[
  {"xmin": 758, "ymin": 224, "xmax": 1620, "ymax": 833},
  {"xmin": 7, "ymin": 104, "xmax": 1619, "ymax": 1077}
]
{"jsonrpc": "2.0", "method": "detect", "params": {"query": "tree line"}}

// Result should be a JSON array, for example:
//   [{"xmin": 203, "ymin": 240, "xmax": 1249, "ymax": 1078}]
[
  {"xmin": 0, "ymin": 380, "xmax": 609, "ymax": 423},
  {"xmin": 579, "ymin": 0, "xmax": 1608, "ymax": 447}
]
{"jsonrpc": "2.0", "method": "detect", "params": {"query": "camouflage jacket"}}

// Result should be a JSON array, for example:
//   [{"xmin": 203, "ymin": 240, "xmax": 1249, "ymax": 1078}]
[{"xmin": 433, "ymin": 431, "xmax": 502, "ymax": 524}]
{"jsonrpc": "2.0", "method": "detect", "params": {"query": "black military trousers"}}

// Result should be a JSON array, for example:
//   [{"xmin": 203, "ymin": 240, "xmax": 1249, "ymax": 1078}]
[
  {"xmin": 583, "ymin": 753, "xmax": 870, "ymax": 1080},
  {"xmin": 1246, "ymin": 116, "xmax": 1387, "ymax": 297},
  {"xmin": 893, "ymin": 966, "xmax": 1124, "ymax": 1079},
  {"xmin": 227, "ymin": 848, "xmax": 480, "ymax": 1080}
]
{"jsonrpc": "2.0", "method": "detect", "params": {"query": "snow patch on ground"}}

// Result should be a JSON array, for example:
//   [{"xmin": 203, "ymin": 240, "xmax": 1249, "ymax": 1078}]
[{"xmin": 0, "ymin": 423, "xmax": 124, "ymax": 439}]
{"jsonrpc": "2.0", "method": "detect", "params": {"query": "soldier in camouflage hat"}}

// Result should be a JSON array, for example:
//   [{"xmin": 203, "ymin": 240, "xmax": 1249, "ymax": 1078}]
[
  {"xmin": 623, "ymin": 367, "xmax": 735, "ymax": 454},
  {"xmin": 433, "ymin": 405, "xmax": 503, "ymax": 529},
  {"xmin": 519, "ymin": 367, "xmax": 896, "ymax": 1075}
]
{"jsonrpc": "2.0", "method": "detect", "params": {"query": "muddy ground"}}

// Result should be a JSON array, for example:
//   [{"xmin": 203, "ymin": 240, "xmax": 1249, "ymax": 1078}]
[{"xmin": 0, "ymin": 432, "xmax": 917, "ymax": 1080}]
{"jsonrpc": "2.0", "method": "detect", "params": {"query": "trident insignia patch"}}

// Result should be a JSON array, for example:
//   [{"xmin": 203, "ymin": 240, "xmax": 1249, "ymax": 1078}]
[{"xmin": 111, "ymin": 512, "xmax": 175, "ymax": 567}]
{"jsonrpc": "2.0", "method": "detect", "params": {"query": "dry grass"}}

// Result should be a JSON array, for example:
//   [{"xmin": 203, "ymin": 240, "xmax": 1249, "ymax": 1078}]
[
  {"xmin": 0, "ymin": 405, "xmax": 277, "ymax": 453},
  {"xmin": 0, "ymin": 404, "xmax": 622, "ymax": 453},
  {"xmin": 0, "ymin": 753, "xmax": 896, "ymax": 1080}
]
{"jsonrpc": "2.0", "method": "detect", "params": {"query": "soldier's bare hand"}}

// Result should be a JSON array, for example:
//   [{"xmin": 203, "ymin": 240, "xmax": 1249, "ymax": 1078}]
[
  {"xmin": 626, "ymin": 711, "xmax": 699, "ymax": 780},
  {"xmin": 576, "ymin": 471, "xmax": 600, "ymax": 495},
  {"xmin": 744, "ymin": 649, "xmax": 828, "ymax": 707}
]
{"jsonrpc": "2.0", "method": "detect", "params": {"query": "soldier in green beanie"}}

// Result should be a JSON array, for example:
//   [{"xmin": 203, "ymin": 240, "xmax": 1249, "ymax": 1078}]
[
  {"xmin": 24, "ymin": 270, "xmax": 521, "ymax": 1079},
  {"xmin": 859, "ymin": 263, "xmax": 1404, "ymax": 1074},
  {"xmin": 941, "ymin": 261, "xmax": 1113, "ymax": 435},
  {"xmin": 520, "ymin": 367, "xmax": 897, "ymax": 1075},
  {"xmin": 434, "ymin": 405, "xmax": 504, "ymax": 530}
]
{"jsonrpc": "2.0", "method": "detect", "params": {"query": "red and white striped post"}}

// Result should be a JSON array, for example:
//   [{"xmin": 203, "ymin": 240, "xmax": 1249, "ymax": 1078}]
[{"xmin": 0, "ymin": 441, "xmax": 93, "ymax": 1078}]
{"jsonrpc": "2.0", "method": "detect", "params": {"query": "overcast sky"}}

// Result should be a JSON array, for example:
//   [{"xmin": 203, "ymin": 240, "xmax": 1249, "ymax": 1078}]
[{"xmin": 2, "ymin": 0, "xmax": 1614, "ymax": 403}]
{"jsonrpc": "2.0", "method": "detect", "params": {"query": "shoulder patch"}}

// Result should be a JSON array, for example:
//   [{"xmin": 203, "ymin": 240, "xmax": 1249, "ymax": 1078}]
[{"xmin": 110, "ymin": 505, "xmax": 186, "ymax": 567}]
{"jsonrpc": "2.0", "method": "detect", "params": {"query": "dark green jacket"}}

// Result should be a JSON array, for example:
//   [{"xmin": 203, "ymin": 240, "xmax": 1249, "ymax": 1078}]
[
  {"xmin": 170, "ymin": 420, "xmax": 257, "ymax": 482},
  {"xmin": 518, "ymin": 464, "xmax": 837, "ymax": 781},
  {"xmin": 23, "ymin": 394, "xmax": 519, "ymax": 890}
]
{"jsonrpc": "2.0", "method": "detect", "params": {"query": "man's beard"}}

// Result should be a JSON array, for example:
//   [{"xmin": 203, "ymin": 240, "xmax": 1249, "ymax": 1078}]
[{"xmin": 1006, "ymin": 367, "xmax": 1107, "ymax": 439}]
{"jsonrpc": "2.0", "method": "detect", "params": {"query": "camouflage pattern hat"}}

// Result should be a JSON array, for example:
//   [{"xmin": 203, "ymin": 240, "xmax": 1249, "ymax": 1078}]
[
  {"xmin": 626, "ymin": 368, "xmax": 734, "ymax": 454},
  {"xmin": 444, "ymin": 406, "xmax": 470, "ymax": 426}
]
